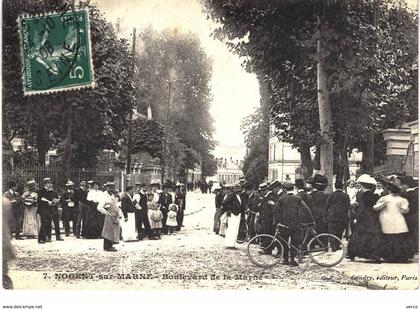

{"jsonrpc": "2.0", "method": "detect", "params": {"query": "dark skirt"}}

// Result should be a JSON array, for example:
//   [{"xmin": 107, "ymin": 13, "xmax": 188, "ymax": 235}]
[
  {"xmin": 347, "ymin": 231, "xmax": 383, "ymax": 260},
  {"xmin": 83, "ymin": 203, "xmax": 104, "ymax": 239},
  {"xmin": 380, "ymin": 233, "xmax": 414, "ymax": 262}
]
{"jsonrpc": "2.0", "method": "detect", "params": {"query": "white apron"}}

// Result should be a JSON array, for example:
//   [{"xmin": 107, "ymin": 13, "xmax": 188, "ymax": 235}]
[
  {"xmin": 121, "ymin": 213, "xmax": 137, "ymax": 241},
  {"xmin": 224, "ymin": 213, "xmax": 241, "ymax": 247}
]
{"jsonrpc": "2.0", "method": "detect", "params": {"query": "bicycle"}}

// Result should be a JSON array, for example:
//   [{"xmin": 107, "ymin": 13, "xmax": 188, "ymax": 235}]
[{"xmin": 246, "ymin": 222, "xmax": 345, "ymax": 268}]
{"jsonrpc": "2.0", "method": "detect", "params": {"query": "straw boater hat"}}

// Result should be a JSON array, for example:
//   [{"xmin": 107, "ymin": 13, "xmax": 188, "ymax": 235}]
[
  {"xmin": 65, "ymin": 180, "xmax": 75, "ymax": 187},
  {"xmin": 169, "ymin": 203, "xmax": 178, "ymax": 211},
  {"xmin": 43, "ymin": 177, "xmax": 52, "ymax": 183},
  {"xmin": 27, "ymin": 179, "xmax": 37, "ymax": 188},
  {"xmin": 104, "ymin": 181, "xmax": 115, "ymax": 187},
  {"xmin": 283, "ymin": 181, "xmax": 295, "ymax": 191},
  {"xmin": 268, "ymin": 180, "xmax": 281, "ymax": 190},
  {"xmin": 258, "ymin": 182, "xmax": 269, "ymax": 191}
]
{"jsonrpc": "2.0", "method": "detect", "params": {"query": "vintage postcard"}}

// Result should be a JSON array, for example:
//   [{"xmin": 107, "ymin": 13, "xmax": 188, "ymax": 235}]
[{"xmin": 2, "ymin": 0, "xmax": 419, "ymax": 301}]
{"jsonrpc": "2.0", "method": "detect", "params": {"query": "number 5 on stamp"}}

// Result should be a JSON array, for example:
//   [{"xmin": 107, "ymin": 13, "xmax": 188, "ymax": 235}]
[{"xmin": 18, "ymin": 9, "xmax": 95, "ymax": 95}]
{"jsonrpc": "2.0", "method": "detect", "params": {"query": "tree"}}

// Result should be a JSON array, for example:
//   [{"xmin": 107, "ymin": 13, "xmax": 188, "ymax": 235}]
[
  {"xmin": 2, "ymin": 1, "xmax": 136, "ymax": 168},
  {"xmin": 205, "ymin": 0, "xmax": 417, "ymax": 188},
  {"xmin": 120, "ymin": 118, "xmax": 187, "ymax": 181},
  {"xmin": 241, "ymin": 107, "xmax": 268, "ymax": 188},
  {"xmin": 135, "ymin": 27, "xmax": 215, "ymax": 174}
]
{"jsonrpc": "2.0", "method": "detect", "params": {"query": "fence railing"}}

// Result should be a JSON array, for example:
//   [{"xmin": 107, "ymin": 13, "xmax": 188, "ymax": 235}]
[{"xmin": 5, "ymin": 164, "xmax": 116, "ymax": 191}]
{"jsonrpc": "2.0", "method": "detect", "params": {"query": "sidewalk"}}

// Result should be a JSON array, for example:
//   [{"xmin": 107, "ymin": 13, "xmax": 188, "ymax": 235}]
[{"xmin": 333, "ymin": 254, "xmax": 419, "ymax": 289}]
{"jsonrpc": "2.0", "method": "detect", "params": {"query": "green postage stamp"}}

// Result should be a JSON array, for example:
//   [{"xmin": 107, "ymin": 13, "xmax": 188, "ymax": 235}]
[{"xmin": 18, "ymin": 8, "xmax": 95, "ymax": 95}]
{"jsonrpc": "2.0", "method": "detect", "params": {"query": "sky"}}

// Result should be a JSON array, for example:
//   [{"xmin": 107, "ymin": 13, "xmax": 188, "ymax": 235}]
[{"xmin": 92, "ymin": 0, "xmax": 261, "ymax": 153}]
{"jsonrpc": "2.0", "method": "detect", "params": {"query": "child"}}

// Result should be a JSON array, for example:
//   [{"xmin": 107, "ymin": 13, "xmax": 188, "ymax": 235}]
[
  {"xmin": 166, "ymin": 204, "xmax": 178, "ymax": 235},
  {"xmin": 150, "ymin": 203, "xmax": 163, "ymax": 239}
]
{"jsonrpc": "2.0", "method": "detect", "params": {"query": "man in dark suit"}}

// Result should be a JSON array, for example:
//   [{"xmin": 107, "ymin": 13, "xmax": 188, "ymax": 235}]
[
  {"xmin": 74, "ymin": 180, "xmax": 88, "ymax": 238},
  {"xmin": 121, "ymin": 186, "xmax": 136, "ymax": 221},
  {"xmin": 273, "ymin": 182, "xmax": 312, "ymax": 266},
  {"xmin": 401, "ymin": 176, "xmax": 419, "ymax": 253},
  {"xmin": 61, "ymin": 180, "xmax": 78, "ymax": 237},
  {"xmin": 134, "ymin": 183, "xmax": 152, "ymax": 240},
  {"xmin": 311, "ymin": 174, "xmax": 330, "ymax": 236},
  {"xmin": 324, "ymin": 180, "xmax": 350, "ymax": 250},
  {"xmin": 3, "ymin": 181, "xmax": 21, "ymax": 240},
  {"xmin": 257, "ymin": 183, "xmax": 276, "ymax": 253},
  {"xmin": 246, "ymin": 187, "xmax": 260, "ymax": 239},
  {"xmin": 159, "ymin": 183, "xmax": 173, "ymax": 234},
  {"xmin": 37, "ymin": 178, "xmax": 63, "ymax": 243}
]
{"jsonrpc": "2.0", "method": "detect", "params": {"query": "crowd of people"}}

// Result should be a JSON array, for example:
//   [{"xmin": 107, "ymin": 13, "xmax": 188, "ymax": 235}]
[
  {"xmin": 213, "ymin": 174, "xmax": 418, "ymax": 267},
  {"xmin": 3, "ymin": 178, "xmax": 187, "ymax": 252}
]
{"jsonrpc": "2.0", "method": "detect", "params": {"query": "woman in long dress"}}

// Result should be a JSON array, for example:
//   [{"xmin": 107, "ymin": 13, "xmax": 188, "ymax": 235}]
[
  {"xmin": 347, "ymin": 174, "xmax": 382, "ymax": 262},
  {"xmin": 21, "ymin": 180, "xmax": 39, "ymax": 238},
  {"xmin": 373, "ymin": 182, "xmax": 413, "ymax": 262},
  {"xmin": 85, "ymin": 181, "xmax": 105, "ymax": 238}
]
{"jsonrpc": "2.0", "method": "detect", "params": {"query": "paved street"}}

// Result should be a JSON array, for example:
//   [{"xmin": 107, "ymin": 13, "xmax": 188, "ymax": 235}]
[{"xmin": 8, "ymin": 192, "xmax": 417, "ymax": 290}]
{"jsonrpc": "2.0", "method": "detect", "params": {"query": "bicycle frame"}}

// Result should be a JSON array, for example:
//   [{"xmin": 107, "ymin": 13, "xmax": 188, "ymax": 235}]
[{"xmin": 271, "ymin": 225, "xmax": 328, "ymax": 256}]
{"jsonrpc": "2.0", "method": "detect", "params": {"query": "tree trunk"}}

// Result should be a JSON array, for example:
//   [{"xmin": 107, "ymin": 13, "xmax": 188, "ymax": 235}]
[
  {"xmin": 36, "ymin": 125, "xmax": 48, "ymax": 166},
  {"xmin": 362, "ymin": 130, "xmax": 375, "ymax": 174},
  {"xmin": 299, "ymin": 143, "xmax": 313, "ymax": 180},
  {"xmin": 317, "ymin": 38, "xmax": 334, "ymax": 193}
]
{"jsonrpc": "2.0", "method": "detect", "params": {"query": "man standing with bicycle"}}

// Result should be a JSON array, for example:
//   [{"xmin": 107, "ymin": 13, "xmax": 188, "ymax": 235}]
[
  {"xmin": 272, "ymin": 181, "xmax": 312, "ymax": 267},
  {"xmin": 257, "ymin": 183, "xmax": 276, "ymax": 254}
]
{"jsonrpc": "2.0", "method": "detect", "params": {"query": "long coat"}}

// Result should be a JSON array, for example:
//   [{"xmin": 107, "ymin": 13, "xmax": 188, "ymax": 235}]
[
  {"xmin": 353, "ymin": 190, "xmax": 381, "ymax": 234},
  {"xmin": 273, "ymin": 193, "xmax": 312, "ymax": 229},
  {"xmin": 324, "ymin": 190, "xmax": 350, "ymax": 223},
  {"xmin": 259, "ymin": 192, "xmax": 276, "ymax": 233},
  {"xmin": 97, "ymin": 192, "xmax": 121, "ymax": 243}
]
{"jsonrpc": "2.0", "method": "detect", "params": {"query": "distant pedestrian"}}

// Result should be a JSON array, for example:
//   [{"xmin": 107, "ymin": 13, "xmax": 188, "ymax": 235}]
[
  {"xmin": 311, "ymin": 174, "xmax": 329, "ymax": 236},
  {"xmin": 159, "ymin": 183, "xmax": 173, "ymax": 235},
  {"xmin": 212, "ymin": 183, "xmax": 223, "ymax": 234},
  {"xmin": 74, "ymin": 180, "xmax": 89, "ymax": 239},
  {"xmin": 121, "ymin": 186, "xmax": 137, "ymax": 242}
]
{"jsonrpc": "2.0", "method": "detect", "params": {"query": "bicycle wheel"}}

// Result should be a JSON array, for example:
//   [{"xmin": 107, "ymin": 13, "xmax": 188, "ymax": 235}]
[
  {"xmin": 236, "ymin": 219, "xmax": 248, "ymax": 244},
  {"xmin": 246, "ymin": 234, "xmax": 284, "ymax": 268},
  {"xmin": 308, "ymin": 233, "xmax": 345, "ymax": 267}
]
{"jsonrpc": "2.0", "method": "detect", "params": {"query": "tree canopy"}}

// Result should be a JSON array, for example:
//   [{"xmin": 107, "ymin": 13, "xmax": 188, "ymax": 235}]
[
  {"xmin": 205, "ymin": 0, "xmax": 417, "ymax": 182},
  {"xmin": 3, "ymin": 0, "xmax": 136, "ymax": 167}
]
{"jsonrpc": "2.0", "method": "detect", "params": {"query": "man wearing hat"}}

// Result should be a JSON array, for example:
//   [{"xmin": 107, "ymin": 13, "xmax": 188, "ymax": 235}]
[
  {"xmin": 3, "ymin": 181, "xmax": 21, "ymax": 240},
  {"xmin": 401, "ymin": 176, "xmax": 418, "ymax": 253},
  {"xmin": 74, "ymin": 180, "xmax": 89, "ymax": 238},
  {"xmin": 273, "ymin": 181, "xmax": 312, "ymax": 266},
  {"xmin": 246, "ymin": 185, "xmax": 260, "ymax": 239},
  {"xmin": 257, "ymin": 182, "xmax": 276, "ymax": 248},
  {"xmin": 324, "ymin": 179, "xmax": 351, "ymax": 250},
  {"xmin": 61, "ymin": 180, "xmax": 77, "ymax": 237},
  {"xmin": 37, "ymin": 178, "xmax": 63, "ymax": 243},
  {"xmin": 97, "ymin": 182, "xmax": 122, "ymax": 251},
  {"xmin": 174, "ymin": 184, "xmax": 186, "ymax": 231},
  {"xmin": 159, "ymin": 183, "xmax": 173, "ymax": 235},
  {"xmin": 311, "ymin": 174, "xmax": 330, "ymax": 236},
  {"xmin": 134, "ymin": 183, "xmax": 153, "ymax": 240},
  {"xmin": 268, "ymin": 180, "xmax": 286, "ymax": 203}
]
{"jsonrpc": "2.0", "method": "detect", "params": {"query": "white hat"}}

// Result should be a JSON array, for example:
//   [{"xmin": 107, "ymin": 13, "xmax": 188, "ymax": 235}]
[
  {"xmin": 212, "ymin": 183, "xmax": 222, "ymax": 192},
  {"xmin": 357, "ymin": 174, "xmax": 377, "ymax": 185},
  {"xmin": 65, "ymin": 180, "xmax": 75, "ymax": 186}
]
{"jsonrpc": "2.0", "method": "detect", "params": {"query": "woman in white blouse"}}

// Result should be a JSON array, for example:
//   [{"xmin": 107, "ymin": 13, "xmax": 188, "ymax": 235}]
[{"xmin": 373, "ymin": 182, "xmax": 414, "ymax": 263}]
